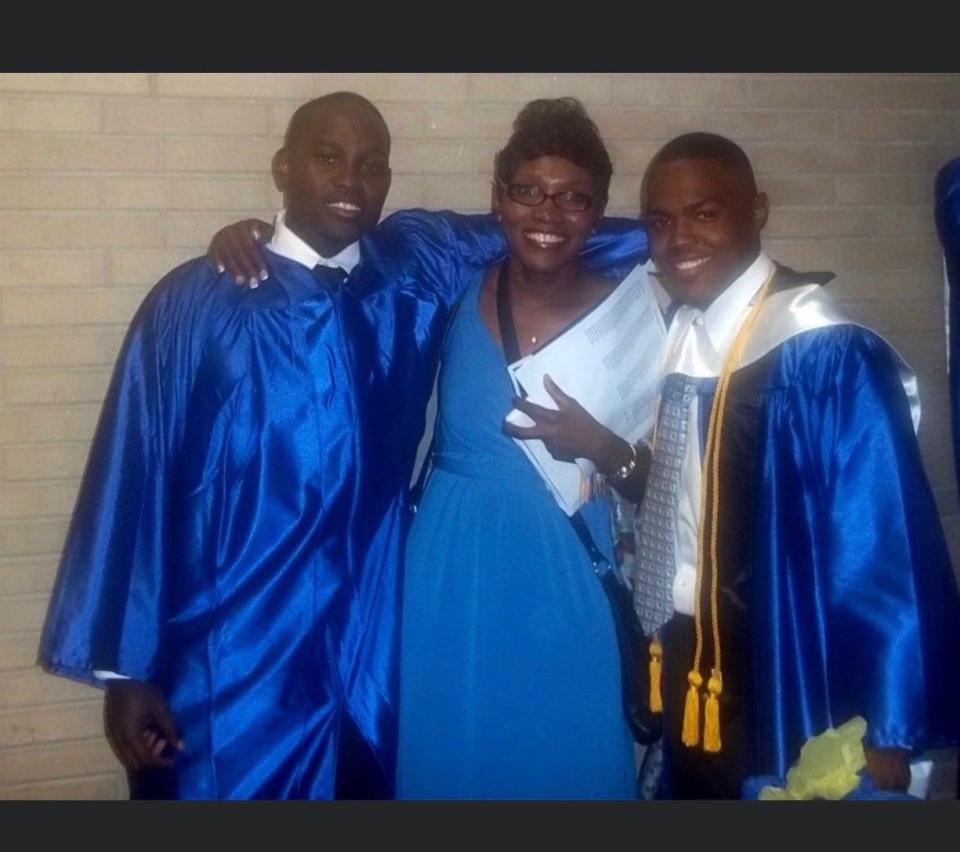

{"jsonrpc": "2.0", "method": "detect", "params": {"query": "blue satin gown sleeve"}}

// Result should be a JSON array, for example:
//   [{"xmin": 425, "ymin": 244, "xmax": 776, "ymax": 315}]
[
  {"xmin": 37, "ymin": 261, "xmax": 212, "ymax": 686},
  {"xmin": 370, "ymin": 210, "xmax": 505, "ymax": 308},
  {"xmin": 371, "ymin": 210, "xmax": 647, "ymax": 307},
  {"xmin": 753, "ymin": 327, "xmax": 960, "ymax": 775},
  {"xmin": 582, "ymin": 215, "xmax": 649, "ymax": 276}
]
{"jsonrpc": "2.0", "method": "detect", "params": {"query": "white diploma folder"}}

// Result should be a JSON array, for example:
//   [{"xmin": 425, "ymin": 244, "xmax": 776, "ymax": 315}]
[{"xmin": 504, "ymin": 263, "xmax": 667, "ymax": 515}]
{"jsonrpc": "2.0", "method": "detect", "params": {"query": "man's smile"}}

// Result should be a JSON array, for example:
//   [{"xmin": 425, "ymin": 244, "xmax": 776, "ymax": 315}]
[{"xmin": 326, "ymin": 200, "xmax": 363, "ymax": 218}]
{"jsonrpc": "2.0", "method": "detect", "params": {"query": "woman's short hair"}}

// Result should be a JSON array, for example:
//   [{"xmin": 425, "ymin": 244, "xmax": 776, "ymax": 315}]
[{"xmin": 494, "ymin": 98, "xmax": 613, "ymax": 198}]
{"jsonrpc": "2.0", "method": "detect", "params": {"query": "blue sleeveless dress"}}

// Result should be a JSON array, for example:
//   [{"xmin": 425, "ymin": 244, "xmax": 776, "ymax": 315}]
[{"xmin": 397, "ymin": 275, "xmax": 636, "ymax": 799}]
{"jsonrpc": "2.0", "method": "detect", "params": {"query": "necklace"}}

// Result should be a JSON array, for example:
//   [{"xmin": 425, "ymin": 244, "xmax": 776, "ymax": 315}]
[{"xmin": 497, "ymin": 262, "xmax": 549, "ymax": 352}]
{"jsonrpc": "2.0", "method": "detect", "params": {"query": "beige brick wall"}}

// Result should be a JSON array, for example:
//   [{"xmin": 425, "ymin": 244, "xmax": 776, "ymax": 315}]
[{"xmin": 1, "ymin": 73, "xmax": 959, "ymax": 799}]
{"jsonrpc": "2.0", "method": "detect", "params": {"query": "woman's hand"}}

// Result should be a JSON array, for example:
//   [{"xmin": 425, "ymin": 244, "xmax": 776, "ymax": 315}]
[
  {"xmin": 504, "ymin": 375, "xmax": 649, "ymax": 502},
  {"xmin": 208, "ymin": 218, "xmax": 273, "ymax": 288},
  {"xmin": 504, "ymin": 375, "xmax": 628, "ymax": 472}
]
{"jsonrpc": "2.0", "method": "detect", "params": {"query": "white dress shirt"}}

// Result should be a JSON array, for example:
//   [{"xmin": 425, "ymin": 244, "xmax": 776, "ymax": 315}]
[
  {"xmin": 660, "ymin": 252, "xmax": 775, "ymax": 616},
  {"xmin": 266, "ymin": 209, "xmax": 361, "ymax": 274}
]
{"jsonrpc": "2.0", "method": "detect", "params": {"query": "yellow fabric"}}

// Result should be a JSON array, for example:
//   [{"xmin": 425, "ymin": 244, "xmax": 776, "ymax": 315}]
[{"xmin": 758, "ymin": 716, "xmax": 868, "ymax": 800}]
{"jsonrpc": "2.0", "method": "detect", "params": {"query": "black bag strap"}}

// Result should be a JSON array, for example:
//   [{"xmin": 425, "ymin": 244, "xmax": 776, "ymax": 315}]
[
  {"xmin": 568, "ymin": 511, "xmax": 613, "ymax": 575},
  {"xmin": 496, "ymin": 262, "xmax": 523, "ymax": 366},
  {"xmin": 497, "ymin": 262, "xmax": 611, "ymax": 576}
]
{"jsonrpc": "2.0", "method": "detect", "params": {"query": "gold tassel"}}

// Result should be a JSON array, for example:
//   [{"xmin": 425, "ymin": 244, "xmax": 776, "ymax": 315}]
[
  {"xmin": 703, "ymin": 672, "xmax": 722, "ymax": 752},
  {"xmin": 649, "ymin": 635, "xmax": 663, "ymax": 713},
  {"xmin": 681, "ymin": 669, "xmax": 703, "ymax": 747}
]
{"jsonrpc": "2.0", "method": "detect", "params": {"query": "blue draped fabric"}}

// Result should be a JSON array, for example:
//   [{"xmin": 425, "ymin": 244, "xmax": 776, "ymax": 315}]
[
  {"xmin": 694, "ymin": 325, "xmax": 960, "ymax": 785},
  {"xmin": 397, "ymin": 277, "xmax": 637, "ymax": 799},
  {"xmin": 935, "ymin": 158, "xmax": 960, "ymax": 503},
  {"xmin": 38, "ymin": 209, "xmax": 647, "ymax": 799}
]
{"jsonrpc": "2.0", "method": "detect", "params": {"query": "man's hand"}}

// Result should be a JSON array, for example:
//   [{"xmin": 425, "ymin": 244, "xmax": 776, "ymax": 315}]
[
  {"xmin": 104, "ymin": 680, "xmax": 185, "ymax": 771},
  {"xmin": 864, "ymin": 745, "xmax": 912, "ymax": 792},
  {"xmin": 208, "ymin": 218, "xmax": 273, "ymax": 288}
]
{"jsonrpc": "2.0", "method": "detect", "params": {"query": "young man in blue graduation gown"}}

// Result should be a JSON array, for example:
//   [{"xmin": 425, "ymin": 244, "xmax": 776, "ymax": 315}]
[
  {"xmin": 632, "ymin": 133, "xmax": 960, "ymax": 798},
  {"xmin": 37, "ymin": 92, "xmax": 486, "ymax": 799},
  {"xmin": 38, "ymin": 92, "xmax": 645, "ymax": 799}
]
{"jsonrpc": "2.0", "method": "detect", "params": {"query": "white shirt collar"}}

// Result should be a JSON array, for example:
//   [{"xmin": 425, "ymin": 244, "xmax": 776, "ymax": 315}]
[
  {"xmin": 266, "ymin": 210, "xmax": 361, "ymax": 274},
  {"xmin": 700, "ymin": 251, "xmax": 774, "ymax": 351},
  {"xmin": 681, "ymin": 251, "xmax": 774, "ymax": 352},
  {"xmin": 664, "ymin": 251, "xmax": 775, "ymax": 377}
]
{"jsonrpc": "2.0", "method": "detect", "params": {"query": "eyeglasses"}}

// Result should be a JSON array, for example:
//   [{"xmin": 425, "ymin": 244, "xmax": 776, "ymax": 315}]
[{"xmin": 498, "ymin": 181, "xmax": 596, "ymax": 213}]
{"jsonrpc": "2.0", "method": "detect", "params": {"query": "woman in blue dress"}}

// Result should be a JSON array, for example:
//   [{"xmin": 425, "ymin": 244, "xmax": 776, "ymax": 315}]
[{"xmin": 396, "ymin": 99, "xmax": 648, "ymax": 799}]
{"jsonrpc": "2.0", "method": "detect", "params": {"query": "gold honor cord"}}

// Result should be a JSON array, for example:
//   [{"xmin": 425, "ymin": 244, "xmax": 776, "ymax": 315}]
[{"xmin": 683, "ymin": 268, "xmax": 776, "ymax": 753}]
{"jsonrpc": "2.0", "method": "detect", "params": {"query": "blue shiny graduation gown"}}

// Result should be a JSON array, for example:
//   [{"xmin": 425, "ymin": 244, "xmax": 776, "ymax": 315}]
[
  {"xmin": 692, "ymin": 321, "xmax": 960, "ymax": 784},
  {"xmin": 37, "ymin": 210, "xmax": 646, "ymax": 798}
]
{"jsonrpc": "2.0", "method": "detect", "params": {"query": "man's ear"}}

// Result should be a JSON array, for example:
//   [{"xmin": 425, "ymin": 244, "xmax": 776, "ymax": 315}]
[
  {"xmin": 271, "ymin": 148, "xmax": 289, "ymax": 193},
  {"xmin": 753, "ymin": 191, "xmax": 770, "ymax": 233}
]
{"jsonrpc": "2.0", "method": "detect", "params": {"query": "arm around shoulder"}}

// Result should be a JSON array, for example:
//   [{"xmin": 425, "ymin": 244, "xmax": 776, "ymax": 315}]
[{"xmin": 370, "ymin": 209, "xmax": 505, "ymax": 304}]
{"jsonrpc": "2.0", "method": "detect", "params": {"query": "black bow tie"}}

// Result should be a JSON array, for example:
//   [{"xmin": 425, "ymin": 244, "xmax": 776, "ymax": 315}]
[{"xmin": 312, "ymin": 264, "xmax": 348, "ymax": 289}]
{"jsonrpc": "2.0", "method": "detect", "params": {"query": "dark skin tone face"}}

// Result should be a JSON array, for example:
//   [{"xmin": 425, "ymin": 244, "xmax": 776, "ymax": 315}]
[
  {"xmin": 485, "ymin": 155, "xmax": 610, "ymax": 357},
  {"xmin": 492, "ymin": 154, "xmax": 606, "ymax": 284},
  {"xmin": 484, "ymin": 155, "xmax": 609, "ymax": 362},
  {"xmin": 641, "ymin": 157, "xmax": 769, "ymax": 310},
  {"xmin": 272, "ymin": 99, "xmax": 392, "ymax": 258}
]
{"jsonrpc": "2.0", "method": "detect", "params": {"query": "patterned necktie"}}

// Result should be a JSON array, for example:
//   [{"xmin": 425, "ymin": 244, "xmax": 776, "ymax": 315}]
[{"xmin": 633, "ymin": 371, "xmax": 698, "ymax": 635}]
